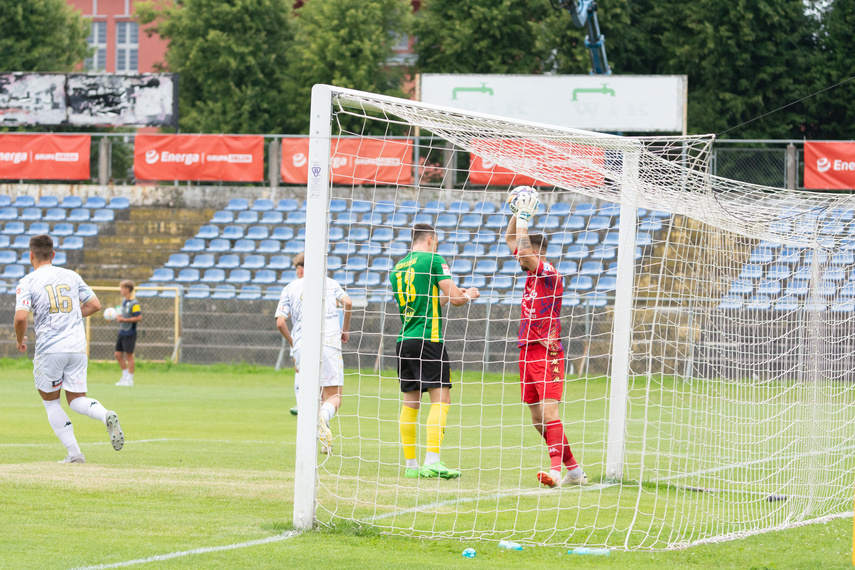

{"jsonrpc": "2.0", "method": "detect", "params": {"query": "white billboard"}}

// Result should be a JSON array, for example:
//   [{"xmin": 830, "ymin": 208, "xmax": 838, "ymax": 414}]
[{"xmin": 420, "ymin": 74, "xmax": 687, "ymax": 133}]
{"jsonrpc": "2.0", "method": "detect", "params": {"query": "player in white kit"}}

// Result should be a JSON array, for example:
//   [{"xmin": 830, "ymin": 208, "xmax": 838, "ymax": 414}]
[
  {"xmin": 14, "ymin": 234, "xmax": 124, "ymax": 463},
  {"xmin": 276, "ymin": 253, "xmax": 352, "ymax": 454}
]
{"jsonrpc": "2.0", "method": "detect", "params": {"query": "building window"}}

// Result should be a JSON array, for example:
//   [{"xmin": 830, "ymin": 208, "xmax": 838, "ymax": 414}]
[
  {"xmin": 390, "ymin": 32, "xmax": 410, "ymax": 51},
  {"xmin": 116, "ymin": 22, "xmax": 139, "ymax": 72},
  {"xmin": 85, "ymin": 21, "xmax": 107, "ymax": 71}
]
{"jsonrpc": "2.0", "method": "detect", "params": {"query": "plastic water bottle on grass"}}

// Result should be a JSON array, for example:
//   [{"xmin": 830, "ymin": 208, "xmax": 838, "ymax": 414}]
[
  {"xmin": 462, "ymin": 548, "xmax": 476, "ymax": 558},
  {"xmin": 569, "ymin": 547, "xmax": 611, "ymax": 556},
  {"xmin": 498, "ymin": 540, "xmax": 523, "ymax": 550}
]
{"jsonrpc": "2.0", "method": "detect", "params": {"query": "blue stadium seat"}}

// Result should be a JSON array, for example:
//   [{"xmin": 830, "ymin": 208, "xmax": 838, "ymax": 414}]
[
  {"xmin": 450, "ymin": 259, "xmax": 472, "ymax": 276},
  {"xmin": 350, "ymin": 200, "xmax": 372, "ymax": 214},
  {"xmin": 483, "ymin": 214, "xmax": 507, "ymax": 229},
  {"xmin": 159, "ymin": 284, "xmax": 183, "ymax": 297},
  {"xmin": 824, "ymin": 268, "xmax": 846, "ymax": 282},
  {"xmin": 370, "ymin": 257, "xmax": 394, "ymax": 272},
  {"xmin": 437, "ymin": 243, "xmax": 457, "ymax": 257},
  {"xmin": 225, "ymin": 198, "xmax": 249, "ymax": 211},
  {"xmin": 201, "ymin": 269, "xmax": 226, "ymax": 284},
  {"xmin": 327, "ymin": 199, "xmax": 347, "ymax": 213},
  {"xmin": 345, "ymin": 256, "xmax": 368, "ymax": 272},
  {"xmin": 535, "ymin": 216, "xmax": 560, "ymax": 230},
  {"xmin": 777, "ymin": 247, "xmax": 801, "ymax": 264},
  {"xmin": 386, "ymin": 213, "xmax": 409, "ymax": 227},
  {"xmin": 53, "ymin": 251, "xmax": 67, "ymax": 266},
  {"xmin": 323, "ymin": 255, "xmax": 341, "ymax": 271},
  {"xmin": 175, "ymin": 268, "xmax": 201, "ymax": 283},
  {"xmin": 182, "ymin": 238, "xmax": 205, "ymax": 253},
  {"xmin": 804, "ymin": 250, "xmax": 828, "ymax": 265},
  {"xmin": 236, "ymin": 211, "xmax": 259, "ymax": 224},
  {"xmin": 59, "ymin": 236, "xmax": 83, "ymax": 250},
  {"xmin": 257, "ymin": 239, "xmax": 281, "ymax": 254},
  {"xmin": 215, "ymin": 253, "xmax": 240, "ymax": 269},
  {"xmin": 332, "ymin": 271, "xmax": 355, "ymax": 287},
  {"xmin": 590, "ymin": 245, "xmax": 616, "ymax": 261},
  {"xmin": 567, "ymin": 275, "xmax": 594, "ymax": 291},
  {"xmin": 739, "ymin": 264, "xmax": 763, "ymax": 279},
  {"xmin": 151, "ymin": 268, "xmax": 174, "ymax": 282},
  {"xmin": 446, "ymin": 230, "xmax": 470, "ymax": 244},
  {"xmin": 75, "ymin": 223, "xmax": 98, "ymax": 237},
  {"xmin": 16, "ymin": 251, "xmax": 28, "ymax": 264},
  {"xmin": 832, "ymin": 251, "xmax": 855, "ymax": 265},
  {"xmin": 348, "ymin": 227, "xmax": 370, "ymax": 242},
  {"xmin": 212, "ymin": 210, "xmax": 234, "ymax": 224},
  {"xmin": 67, "ymin": 208, "xmax": 90, "ymax": 222},
  {"xmin": 26, "ymin": 222, "xmax": 50, "ymax": 236},
  {"xmin": 286, "ymin": 212, "xmax": 307, "ymax": 224},
  {"xmin": 107, "ymin": 197, "xmax": 130, "ymax": 210},
  {"xmin": 246, "ymin": 226, "xmax": 269, "ymax": 240},
  {"xmin": 499, "ymin": 260, "xmax": 519, "ymax": 274},
  {"xmin": 647, "ymin": 210, "xmax": 670, "ymax": 219},
  {"xmin": 805, "ymin": 299, "xmax": 828, "ymax": 312},
  {"xmin": 587, "ymin": 216, "xmax": 611, "ymax": 231},
  {"xmin": 371, "ymin": 228, "xmax": 394, "ymax": 243},
  {"xmin": 757, "ymin": 280, "xmax": 782, "ymax": 296},
  {"xmin": 0, "ymin": 207, "xmax": 17, "ymax": 221},
  {"xmin": 133, "ymin": 282, "xmax": 158, "ymax": 298},
  {"xmin": 82, "ymin": 196, "xmax": 105, "ymax": 209},
  {"xmin": 13, "ymin": 196, "xmax": 35, "ymax": 208},
  {"xmin": 472, "ymin": 201, "xmax": 496, "ymax": 215},
  {"xmin": 423, "ymin": 201, "xmax": 446, "ymax": 214},
  {"xmin": 333, "ymin": 212, "xmax": 358, "ymax": 226},
  {"xmin": 548, "ymin": 231, "xmax": 573, "ymax": 246},
  {"xmin": 226, "ymin": 269, "xmax": 252, "ymax": 284},
  {"xmin": 207, "ymin": 239, "xmax": 231, "ymax": 253},
  {"xmin": 0, "ymin": 195, "xmax": 9, "ymax": 207},
  {"xmin": 459, "ymin": 244, "xmax": 486, "ymax": 257},
  {"xmin": 545, "ymin": 244, "xmax": 562, "ymax": 257},
  {"xmin": 758, "ymin": 239, "xmax": 783, "ymax": 251},
  {"xmin": 359, "ymin": 212, "xmax": 384, "ymax": 226},
  {"xmin": 356, "ymin": 271, "xmax": 382, "ymax": 287},
  {"xmin": 92, "ymin": 209, "xmax": 114, "ymax": 223},
  {"xmin": 196, "ymin": 225, "xmax": 219, "ymax": 240},
  {"xmin": 259, "ymin": 211, "xmax": 284, "ymax": 225},
  {"xmin": 59, "ymin": 196, "xmax": 82, "ymax": 209},
  {"xmin": 252, "ymin": 269, "xmax": 277, "ymax": 284},
  {"xmin": 241, "ymin": 255, "xmax": 265, "ymax": 270},
  {"xmin": 331, "ymin": 242, "xmax": 355, "ymax": 256},
  {"xmin": 268, "ymin": 255, "xmax": 291, "ymax": 270},
  {"xmin": 841, "ymin": 282, "xmax": 855, "ymax": 297},
  {"xmin": 36, "ymin": 196, "xmax": 58, "ymax": 208},
  {"xmin": 388, "ymin": 242, "xmax": 407, "ymax": 256},
  {"xmin": 276, "ymin": 199, "xmax": 299, "ymax": 212},
  {"xmin": 221, "ymin": 225, "xmax": 244, "ymax": 240},
  {"xmin": 412, "ymin": 213, "xmax": 434, "ymax": 226},
  {"xmin": 792, "ymin": 267, "xmax": 811, "ymax": 281},
  {"xmin": 767, "ymin": 264, "xmax": 790, "ymax": 280},
  {"xmin": 399, "ymin": 200, "xmax": 420, "ymax": 214},
  {"xmin": 556, "ymin": 260, "xmax": 578, "ymax": 275},
  {"xmin": 729, "ymin": 279, "xmax": 753, "ymax": 295},
  {"xmin": 233, "ymin": 239, "xmax": 255, "ymax": 253},
  {"xmin": 328, "ymin": 227, "xmax": 344, "ymax": 241},
  {"xmin": 1, "ymin": 264, "xmax": 25, "ymax": 279},
  {"xmin": 489, "ymin": 275, "xmax": 513, "ymax": 289},
  {"xmin": 573, "ymin": 203, "xmax": 596, "ymax": 217},
  {"xmin": 211, "ymin": 285, "xmax": 237, "ymax": 300},
  {"xmin": 10, "ymin": 235, "xmax": 29, "ymax": 249},
  {"xmin": 190, "ymin": 254, "xmax": 215, "ymax": 269},
  {"xmin": 549, "ymin": 203, "xmax": 572, "ymax": 217},
  {"xmin": 474, "ymin": 259, "xmax": 498, "ymax": 275},
  {"xmin": 185, "ymin": 284, "xmax": 210, "ymax": 299},
  {"xmin": 279, "ymin": 269, "xmax": 298, "ymax": 284},
  {"xmin": 599, "ymin": 203, "xmax": 621, "ymax": 217},
  {"xmin": 487, "ymin": 244, "xmax": 512, "ymax": 258},
  {"xmin": 2, "ymin": 221, "xmax": 24, "ymax": 235},
  {"xmin": 250, "ymin": 199, "xmax": 274, "ymax": 212},
  {"xmin": 373, "ymin": 200, "xmax": 396, "ymax": 215},
  {"xmin": 394, "ymin": 229, "xmax": 411, "ymax": 243},
  {"xmin": 447, "ymin": 201, "xmax": 470, "ymax": 215},
  {"xmin": 165, "ymin": 253, "xmax": 190, "ymax": 268},
  {"xmin": 636, "ymin": 232, "xmax": 654, "ymax": 247},
  {"xmin": 435, "ymin": 214, "xmax": 457, "ymax": 228},
  {"xmin": 565, "ymin": 245, "xmax": 589, "ymax": 260},
  {"xmin": 602, "ymin": 232, "xmax": 619, "ymax": 246},
  {"xmin": 0, "ymin": 250, "xmax": 15, "ymax": 264},
  {"xmin": 745, "ymin": 295, "xmax": 772, "ymax": 311},
  {"xmin": 500, "ymin": 290, "xmax": 524, "ymax": 305},
  {"xmin": 748, "ymin": 248, "xmax": 774, "ymax": 264},
  {"xmin": 0, "ymin": 236, "xmax": 10, "ymax": 249},
  {"xmin": 773, "ymin": 294, "xmax": 799, "ymax": 311},
  {"xmin": 263, "ymin": 285, "xmax": 283, "ymax": 300},
  {"xmin": 20, "ymin": 208, "xmax": 41, "ymax": 221},
  {"xmin": 584, "ymin": 292, "xmax": 610, "ymax": 307},
  {"xmin": 459, "ymin": 214, "xmax": 482, "ymax": 229},
  {"xmin": 43, "ymin": 208, "xmax": 66, "ymax": 222},
  {"xmin": 639, "ymin": 220, "xmax": 663, "ymax": 232},
  {"xmin": 564, "ymin": 216, "xmax": 585, "ymax": 231},
  {"xmin": 580, "ymin": 261, "xmax": 604, "ymax": 276},
  {"xmin": 271, "ymin": 226, "xmax": 295, "ymax": 241},
  {"xmin": 461, "ymin": 275, "xmax": 486, "ymax": 289}
]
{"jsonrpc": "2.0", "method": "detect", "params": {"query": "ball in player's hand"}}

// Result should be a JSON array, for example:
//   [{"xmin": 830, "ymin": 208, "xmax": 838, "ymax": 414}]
[
  {"xmin": 104, "ymin": 307, "xmax": 117, "ymax": 321},
  {"xmin": 507, "ymin": 186, "xmax": 537, "ymax": 214}
]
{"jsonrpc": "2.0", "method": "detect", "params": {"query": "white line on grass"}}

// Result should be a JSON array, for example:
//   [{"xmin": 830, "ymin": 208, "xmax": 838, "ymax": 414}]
[
  {"xmin": 69, "ymin": 531, "xmax": 300, "ymax": 570},
  {"xmin": 0, "ymin": 438, "xmax": 295, "ymax": 448}
]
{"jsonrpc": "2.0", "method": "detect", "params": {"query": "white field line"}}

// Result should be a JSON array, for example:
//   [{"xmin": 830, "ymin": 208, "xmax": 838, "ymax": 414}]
[
  {"xmin": 69, "ymin": 531, "xmax": 300, "ymax": 570},
  {"xmin": 0, "ymin": 438, "xmax": 295, "ymax": 448}
]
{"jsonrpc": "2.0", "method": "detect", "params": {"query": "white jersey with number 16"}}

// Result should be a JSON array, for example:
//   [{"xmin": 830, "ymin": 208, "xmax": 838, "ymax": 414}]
[{"xmin": 15, "ymin": 265, "xmax": 95, "ymax": 354}]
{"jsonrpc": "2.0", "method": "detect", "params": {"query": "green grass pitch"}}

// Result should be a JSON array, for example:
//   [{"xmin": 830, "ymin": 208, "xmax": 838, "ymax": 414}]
[{"xmin": 0, "ymin": 357, "xmax": 852, "ymax": 569}]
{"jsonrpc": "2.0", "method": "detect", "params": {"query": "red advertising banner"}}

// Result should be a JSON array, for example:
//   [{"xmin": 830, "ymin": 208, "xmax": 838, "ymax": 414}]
[
  {"xmin": 469, "ymin": 139, "xmax": 605, "ymax": 187},
  {"xmin": 281, "ymin": 138, "xmax": 413, "ymax": 185},
  {"xmin": 804, "ymin": 142, "xmax": 855, "ymax": 190},
  {"xmin": 0, "ymin": 134, "xmax": 90, "ymax": 180},
  {"xmin": 134, "ymin": 135, "xmax": 264, "ymax": 181}
]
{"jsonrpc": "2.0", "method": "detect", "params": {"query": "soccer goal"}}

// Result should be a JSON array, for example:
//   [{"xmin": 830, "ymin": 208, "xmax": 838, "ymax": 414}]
[{"xmin": 293, "ymin": 84, "xmax": 855, "ymax": 550}]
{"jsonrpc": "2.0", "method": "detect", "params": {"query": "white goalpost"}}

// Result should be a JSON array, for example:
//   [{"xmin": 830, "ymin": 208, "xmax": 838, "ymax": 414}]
[{"xmin": 294, "ymin": 83, "xmax": 855, "ymax": 550}]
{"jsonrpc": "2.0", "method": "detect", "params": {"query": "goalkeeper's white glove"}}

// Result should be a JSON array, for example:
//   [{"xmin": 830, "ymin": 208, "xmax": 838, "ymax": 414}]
[
  {"xmin": 514, "ymin": 192, "xmax": 540, "ymax": 230},
  {"xmin": 507, "ymin": 186, "xmax": 536, "ymax": 215}
]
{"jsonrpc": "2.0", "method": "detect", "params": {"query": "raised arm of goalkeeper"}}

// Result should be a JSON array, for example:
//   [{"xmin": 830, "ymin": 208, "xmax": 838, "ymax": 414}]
[{"xmin": 505, "ymin": 192, "xmax": 541, "ymax": 273}]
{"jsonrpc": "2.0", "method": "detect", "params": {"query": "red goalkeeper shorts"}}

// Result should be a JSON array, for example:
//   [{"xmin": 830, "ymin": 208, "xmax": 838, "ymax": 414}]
[{"xmin": 519, "ymin": 343, "xmax": 565, "ymax": 404}]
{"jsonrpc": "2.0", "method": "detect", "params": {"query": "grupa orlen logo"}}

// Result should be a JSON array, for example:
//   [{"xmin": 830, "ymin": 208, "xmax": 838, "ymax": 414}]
[
  {"xmin": 292, "ymin": 152, "xmax": 307, "ymax": 168},
  {"xmin": 145, "ymin": 149, "xmax": 159, "ymax": 164},
  {"xmin": 817, "ymin": 157, "xmax": 831, "ymax": 173}
]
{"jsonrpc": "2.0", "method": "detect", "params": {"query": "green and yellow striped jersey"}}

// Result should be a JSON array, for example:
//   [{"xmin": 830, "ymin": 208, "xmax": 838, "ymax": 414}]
[{"xmin": 390, "ymin": 250, "xmax": 451, "ymax": 342}]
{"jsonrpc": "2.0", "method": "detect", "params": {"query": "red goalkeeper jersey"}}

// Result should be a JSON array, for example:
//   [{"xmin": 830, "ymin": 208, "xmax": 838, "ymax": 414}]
[{"xmin": 516, "ymin": 251, "xmax": 564, "ymax": 350}]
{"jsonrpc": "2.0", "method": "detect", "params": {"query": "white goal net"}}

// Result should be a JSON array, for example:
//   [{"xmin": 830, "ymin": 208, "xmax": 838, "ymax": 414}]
[{"xmin": 292, "ymin": 84, "xmax": 855, "ymax": 550}]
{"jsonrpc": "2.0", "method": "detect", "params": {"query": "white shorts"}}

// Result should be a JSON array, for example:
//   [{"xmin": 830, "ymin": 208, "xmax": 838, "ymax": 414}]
[
  {"xmin": 292, "ymin": 345, "xmax": 344, "ymax": 388},
  {"xmin": 33, "ymin": 352, "xmax": 88, "ymax": 393}
]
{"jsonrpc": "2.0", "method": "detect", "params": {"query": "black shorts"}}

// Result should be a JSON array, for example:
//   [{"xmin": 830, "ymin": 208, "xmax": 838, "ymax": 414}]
[
  {"xmin": 396, "ymin": 339, "xmax": 451, "ymax": 393},
  {"xmin": 115, "ymin": 333, "xmax": 136, "ymax": 354}
]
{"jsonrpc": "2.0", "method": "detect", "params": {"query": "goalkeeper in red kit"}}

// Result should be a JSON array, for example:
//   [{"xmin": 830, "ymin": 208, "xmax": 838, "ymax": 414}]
[{"xmin": 505, "ymin": 187, "xmax": 587, "ymax": 488}]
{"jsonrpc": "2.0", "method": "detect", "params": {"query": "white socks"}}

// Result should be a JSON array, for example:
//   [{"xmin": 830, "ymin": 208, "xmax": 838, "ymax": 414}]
[
  {"xmin": 406, "ymin": 459, "xmax": 419, "ymax": 469},
  {"xmin": 43, "ymin": 400, "xmax": 81, "ymax": 456},
  {"xmin": 294, "ymin": 373, "xmax": 300, "ymax": 396},
  {"xmin": 69, "ymin": 397, "xmax": 109, "ymax": 424},
  {"xmin": 566, "ymin": 466, "xmax": 583, "ymax": 479},
  {"xmin": 320, "ymin": 402, "xmax": 336, "ymax": 423},
  {"xmin": 424, "ymin": 451, "xmax": 440, "ymax": 466}
]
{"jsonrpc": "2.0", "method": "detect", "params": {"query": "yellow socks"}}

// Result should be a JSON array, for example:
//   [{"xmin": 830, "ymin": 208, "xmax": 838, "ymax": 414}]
[
  {"xmin": 399, "ymin": 405, "xmax": 418, "ymax": 461},
  {"xmin": 426, "ymin": 403, "xmax": 450, "ymax": 455}
]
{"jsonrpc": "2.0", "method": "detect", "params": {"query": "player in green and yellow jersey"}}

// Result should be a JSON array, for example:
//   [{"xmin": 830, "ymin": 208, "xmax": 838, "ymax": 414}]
[{"xmin": 390, "ymin": 223, "xmax": 480, "ymax": 479}]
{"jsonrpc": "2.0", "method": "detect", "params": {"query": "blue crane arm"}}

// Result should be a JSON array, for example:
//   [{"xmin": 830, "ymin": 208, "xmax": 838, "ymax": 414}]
[{"xmin": 560, "ymin": 0, "xmax": 611, "ymax": 75}]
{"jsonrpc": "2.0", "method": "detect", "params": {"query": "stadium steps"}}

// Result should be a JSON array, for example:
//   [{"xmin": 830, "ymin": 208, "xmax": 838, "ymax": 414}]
[{"xmin": 75, "ymin": 207, "xmax": 214, "ymax": 287}]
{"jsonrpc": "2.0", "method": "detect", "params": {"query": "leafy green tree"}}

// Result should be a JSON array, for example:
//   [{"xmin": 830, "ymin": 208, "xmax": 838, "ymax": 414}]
[
  {"xmin": 284, "ymin": 0, "xmax": 413, "ymax": 133},
  {"xmin": 136, "ymin": 0, "xmax": 294, "ymax": 134},
  {"xmin": 413, "ymin": 0, "xmax": 551, "ymax": 74},
  {"xmin": 0, "ymin": 0, "xmax": 90, "ymax": 71}
]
